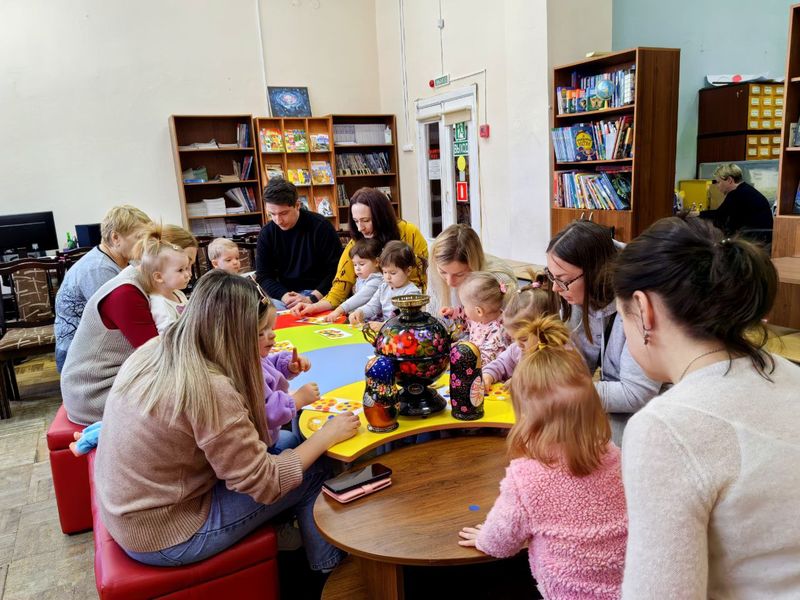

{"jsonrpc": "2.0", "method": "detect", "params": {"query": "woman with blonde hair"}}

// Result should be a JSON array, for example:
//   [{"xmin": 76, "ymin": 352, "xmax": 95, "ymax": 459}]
[
  {"xmin": 95, "ymin": 270, "xmax": 359, "ymax": 572},
  {"xmin": 429, "ymin": 223, "xmax": 516, "ymax": 316},
  {"xmin": 61, "ymin": 223, "xmax": 198, "ymax": 425},
  {"xmin": 54, "ymin": 204, "xmax": 152, "ymax": 370},
  {"xmin": 458, "ymin": 315, "xmax": 627, "ymax": 599}
]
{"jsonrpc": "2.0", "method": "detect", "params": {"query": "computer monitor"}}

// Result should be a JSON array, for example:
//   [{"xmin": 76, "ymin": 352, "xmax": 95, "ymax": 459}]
[{"xmin": 0, "ymin": 211, "xmax": 59, "ymax": 256}]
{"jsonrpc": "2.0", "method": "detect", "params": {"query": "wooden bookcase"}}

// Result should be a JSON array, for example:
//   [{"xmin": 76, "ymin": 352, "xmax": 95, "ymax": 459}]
[
  {"xmin": 329, "ymin": 114, "xmax": 401, "ymax": 231},
  {"xmin": 169, "ymin": 115, "xmax": 263, "ymax": 238},
  {"xmin": 550, "ymin": 48, "xmax": 680, "ymax": 242},
  {"xmin": 254, "ymin": 116, "xmax": 339, "ymax": 228}
]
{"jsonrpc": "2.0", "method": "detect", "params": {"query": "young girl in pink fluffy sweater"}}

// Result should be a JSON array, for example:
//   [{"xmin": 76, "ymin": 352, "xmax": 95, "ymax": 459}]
[{"xmin": 459, "ymin": 315, "xmax": 627, "ymax": 600}]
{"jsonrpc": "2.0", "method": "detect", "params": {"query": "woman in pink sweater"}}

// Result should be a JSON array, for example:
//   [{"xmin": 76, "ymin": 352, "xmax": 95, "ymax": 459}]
[{"xmin": 459, "ymin": 315, "xmax": 628, "ymax": 600}]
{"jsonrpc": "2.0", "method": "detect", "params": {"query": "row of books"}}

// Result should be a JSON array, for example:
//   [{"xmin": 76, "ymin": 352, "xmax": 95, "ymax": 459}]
[
  {"xmin": 259, "ymin": 128, "xmax": 330, "ymax": 153},
  {"xmin": 282, "ymin": 161, "xmax": 333, "ymax": 186},
  {"xmin": 552, "ymin": 117, "xmax": 633, "ymax": 162},
  {"xmin": 298, "ymin": 195, "xmax": 335, "ymax": 217},
  {"xmin": 190, "ymin": 218, "xmax": 260, "ymax": 237},
  {"xmin": 236, "ymin": 123, "xmax": 251, "ymax": 147},
  {"xmin": 186, "ymin": 187, "xmax": 258, "ymax": 218},
  {"xmin": 553, "ymin": 169, "xmax": 632, "ymax": 210},
  {"xmin": 333, "ymin": 124, "xmax": 391, "ymax": 145},
  {"xmin": 337, "ymin": 184, "xmax": 350, "ymax": 206},
  {"xmin": 335, "ymin": 152, "xmax": 391, "ymax": 176},
  {"xmin": 556, "ymin": 66, "xmax": 636, "ymax": 114}
]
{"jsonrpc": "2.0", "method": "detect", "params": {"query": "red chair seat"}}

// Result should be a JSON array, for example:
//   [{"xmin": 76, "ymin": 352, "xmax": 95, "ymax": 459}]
[
  {"xmin": 47, "ymin": 405, "xmax": 92, "ymax": 533},
  {"xmin": 87, "ymin": 452, "xmax": 279, "ymax": 599}
]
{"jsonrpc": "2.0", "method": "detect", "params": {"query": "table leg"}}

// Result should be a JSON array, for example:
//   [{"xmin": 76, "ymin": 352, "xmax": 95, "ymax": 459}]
[{"xmin": 357, "ymin": 556, "xmax": 405, "ymax": 600}]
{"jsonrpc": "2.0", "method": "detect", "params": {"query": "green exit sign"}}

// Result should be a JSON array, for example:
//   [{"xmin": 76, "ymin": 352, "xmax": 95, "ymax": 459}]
[{"xmin": 433, "ymin": 74, "xmax": 450, "ymax": 88}]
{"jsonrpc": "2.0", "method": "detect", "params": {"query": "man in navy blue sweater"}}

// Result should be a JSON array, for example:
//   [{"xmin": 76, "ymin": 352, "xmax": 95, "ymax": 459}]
[{"xmin": 255, "ymin": 178, "xmax": 341, "ymax": 309}]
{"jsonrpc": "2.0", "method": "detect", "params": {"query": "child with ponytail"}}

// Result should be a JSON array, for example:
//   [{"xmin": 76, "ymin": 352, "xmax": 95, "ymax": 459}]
[
  {"xmin": 458, "ymin": 315, "xmax": 627, "ymax": 599},
  {"xmin": 482, "ymin": 273, "xmax": 561, "ymax": 387}
]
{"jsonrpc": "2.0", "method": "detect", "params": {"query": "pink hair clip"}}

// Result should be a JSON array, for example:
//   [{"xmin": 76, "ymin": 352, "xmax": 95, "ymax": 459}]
[
  {"xmin": 499, "ymin": 282, "xmax": 507, "ymax": 293},
  {"xmin": 531, "ymin": 281, "xmax": 542, "ymax": 288}
]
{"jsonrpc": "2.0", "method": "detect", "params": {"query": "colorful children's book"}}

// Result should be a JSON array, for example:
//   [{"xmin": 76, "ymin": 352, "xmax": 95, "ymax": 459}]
[
  {"xmin": 260, "ymin": 128, "xmax": 284, "ymax": 153},
  {"xmin": 298, "ymin": 194, "xmax": 310, "ymax": 210},
  {"xmin": 310, "ymin": 133, "xmax": 330, "ymax": 151},
  {"xmin": 287, "ymin": 168, "xmax": 311, "ymax": 186},
  {"xmin": 301, "ymin": 398, "xmax": 363, "ymax": 415},
  {"xmin": 284, "ymin": 129, "xmax": 309, "ymax": 152},
  {"xmin": 316, "ymin": 197, "xmax": 334, "ymax": 217},
  {"xmin": 265, "ymin": 163, "xmax": 284, "ymax": 180},
  {"xmin": 571, "ymin": 124, "xmax": 598, "ymax": 161},
  {"xmin": 310, "ymin": 161, "xmax": 334, "ymax": 185}
]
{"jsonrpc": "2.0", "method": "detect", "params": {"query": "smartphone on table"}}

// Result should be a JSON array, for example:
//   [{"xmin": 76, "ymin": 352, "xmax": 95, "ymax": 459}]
[{"xmin": 322, "ymin": 463, "xmax": 392, "ymax": 503}]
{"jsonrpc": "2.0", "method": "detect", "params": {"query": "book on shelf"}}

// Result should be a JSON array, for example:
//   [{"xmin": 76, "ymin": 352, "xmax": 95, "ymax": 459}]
[
  {"xmin": 260, "ymin": 128, "xmax": 285, "ymax": 152},
  {"xmin": 337, "ymin": 184, "xmax": 350, "ymax": 206},
  {"xmin": 287, "ymin": 168, "xmax": 311, "ymax": 186},
  {"xmin": 231, "ymin": 156, "xmax": 253, "ymax": 181},
  {"xmin": 375, "ymin": 186, "xmax": 393, "ymax": 202},
  {"xmin": 556, "ymin": 65, "xmax": 636, "ymax": 115},
  {"xmin": 335, "ymin": 152, "xmax": 390, "ymax": 175},
  {"xmin": 284, "ymin": 129, "xmax": 309, "ymax": 152},
  {"xmin": 551, "ymin": 116, "xmax": 633, "ymax": 162},
  {"xmin": 310, "ymin": 133, "xmax": 330, "ymax": 151},
  {"xmin": 333, "ymin": 124, "xmax": 392, "ymax": 145},
  {"xmin": 182, "ymin": 166, "xmax": 209, "ymax": 183},
  {"xmin": 179, "ymin": 140, "xmax": 218, "ymax": 150},
  {"xmin": 204, "ymin": 197, "xmax": 227, "ymax": 216},
  {"xmin": 298, "ymin": 194, "xmax": 310, "ymax": 210},
  {"xmin": 218, "ymin": 142, "xmax": 239, "ymax": 149},
  {"xmin": 236, "ymin": 123, "xmax": 250, "ymax": 148},
  {"xmin": 310, "ymin": 161, "xmax": 334, "ymax": 185},
  {"xmin": 553, "ymin": 168, "xmax": 631, "ymax": 210},
  {"xmin": 265, "ymin": 163, "xmax": 285, "ymax": 180},
  {"xmin": 224, "ymin": 187, "xmax": 257, "ymax": 212},
  {"xmin": 316, "ymin": 197, "xmax": 334, "ymax": 217}
]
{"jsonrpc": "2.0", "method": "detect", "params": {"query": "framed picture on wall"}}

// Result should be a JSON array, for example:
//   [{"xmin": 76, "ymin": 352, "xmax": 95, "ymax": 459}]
[{"xmin": 268, "ymin": 87, "xmax": 312, "ymax": 117}]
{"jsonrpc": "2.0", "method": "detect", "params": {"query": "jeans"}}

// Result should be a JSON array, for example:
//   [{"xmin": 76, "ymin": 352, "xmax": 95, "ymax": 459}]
[
  {"xmin": 268, "ymin": 428, "xmax": 301, "ymax": 455},
  {"xmin": 124, "ymin": 458, "xmax": 344, "ymax": 571},
  {"xmin": 270, "ymin": 289, "xmax": 315, "ymax": 311}
]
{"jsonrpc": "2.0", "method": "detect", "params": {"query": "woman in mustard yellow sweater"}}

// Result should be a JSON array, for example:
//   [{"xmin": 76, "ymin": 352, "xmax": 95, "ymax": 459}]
[{"xmin": 295, "ymin": 187, "xmax": 428, "ymax": 316}]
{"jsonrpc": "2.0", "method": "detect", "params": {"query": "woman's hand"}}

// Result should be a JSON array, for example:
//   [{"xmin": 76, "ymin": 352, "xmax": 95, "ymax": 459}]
[
  {"xmin": 321, "ymin": 412, "xmax": 361, "ymax": 445},
  {"xmin": 458, "ymin": 523, "xmax": 484, "ymax": 547},
  {"xmin": 349, "ymin": 311, "xmax": 365, "ymax": 326},
  {"xmin": 324, "ymin": 308, "xmax": 344, "ymax": 323},
  {"xmin": 440, "ymin": 306, "xmax": 455, "ymax": 318},
  {"xmin": 287, "ymin": 348, "xmax": 311, "ymax": 374},
  {"xmin": 292, "ymin": 302, "xmax": 318, "ymax": 317},
  {"xmin": 291, "ymin": 382, "xmax": 320, "ymax": 407}
]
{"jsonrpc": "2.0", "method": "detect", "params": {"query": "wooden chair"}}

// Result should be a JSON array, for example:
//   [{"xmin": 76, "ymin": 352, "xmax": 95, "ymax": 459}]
[
  {"xmin": 56, "ymin": 247, "xmax": 92, "ymax": 271},
  {"xmin": 0, "ymin": 258, "xmax": 64, "ymax": 418}
]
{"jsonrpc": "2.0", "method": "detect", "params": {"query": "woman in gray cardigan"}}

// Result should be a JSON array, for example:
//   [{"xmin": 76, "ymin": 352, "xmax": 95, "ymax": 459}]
[{"xmin": 545, "ymin": 221, "xmax": 660, "ymax": 444}]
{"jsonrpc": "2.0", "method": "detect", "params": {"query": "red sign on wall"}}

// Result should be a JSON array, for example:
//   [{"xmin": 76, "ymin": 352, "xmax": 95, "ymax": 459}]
[{"xmin": 456, "ymin": 181, "xmax": 468, "ymax": 202}]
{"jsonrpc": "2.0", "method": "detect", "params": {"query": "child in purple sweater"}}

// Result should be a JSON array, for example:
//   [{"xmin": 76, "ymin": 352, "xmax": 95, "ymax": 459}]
[
  {"xmin": 482, "ymin": 277, "xmax": 561, "ymax": 387},
  {"xmin": 459, "ymin": 315, "xmax": 627, "ymax": 600},
  {"xmin": 258, "ymin": 297, "xmax": 320, "ymax": 452}
]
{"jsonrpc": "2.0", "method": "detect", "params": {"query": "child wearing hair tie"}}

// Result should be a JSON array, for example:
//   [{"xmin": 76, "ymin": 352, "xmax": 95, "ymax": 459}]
[
  {"xmin": 482, "ymin": 273, "xmax": 562, "ymax": 387},
  {"xmin": 459, "ymin": 315, "xmax": 627, "ymax": 599},
  {"xmin": 456, "ymin": 272, "xmax": 513, "ymax": 365}
]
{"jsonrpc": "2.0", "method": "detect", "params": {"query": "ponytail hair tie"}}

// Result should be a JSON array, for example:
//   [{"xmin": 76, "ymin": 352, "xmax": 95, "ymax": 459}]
[
  {"xmin": 537, "ymin": 341, "xmax": 547, "ymax": 351},
  {"xmin": 499, "ymin": 281, "xmax": 507, "ymax": 294},
  {"xmin": 531, "ymin": 281, "xmax": 541, "ymax": 289}
]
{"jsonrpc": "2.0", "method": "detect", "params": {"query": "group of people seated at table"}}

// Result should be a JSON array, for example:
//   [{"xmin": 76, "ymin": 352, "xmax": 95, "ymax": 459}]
[{"xmin": 53, "ymin": 177, "xmax": 799, "ymax": 599}]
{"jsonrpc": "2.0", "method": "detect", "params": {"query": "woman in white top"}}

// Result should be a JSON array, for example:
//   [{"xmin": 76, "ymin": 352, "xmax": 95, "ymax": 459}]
[{"xmin": 613, "ymin": 215, "xmax": 800, "ymax": 599}]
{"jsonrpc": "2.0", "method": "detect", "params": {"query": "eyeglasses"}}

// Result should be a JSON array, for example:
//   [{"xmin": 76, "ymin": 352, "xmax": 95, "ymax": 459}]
[
  {"xmin": 248, "ymin": 273, "xmax": 273, "ymax": 307},
  {"xmin": 544, "ymin": 267, "xmax": 583, "ymax": 291}
]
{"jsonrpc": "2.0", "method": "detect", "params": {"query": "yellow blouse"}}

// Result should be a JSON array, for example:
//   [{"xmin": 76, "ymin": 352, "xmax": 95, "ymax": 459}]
[{"xmin": 324, "ymin": 220, "xmax": 429, "ymax": 307}]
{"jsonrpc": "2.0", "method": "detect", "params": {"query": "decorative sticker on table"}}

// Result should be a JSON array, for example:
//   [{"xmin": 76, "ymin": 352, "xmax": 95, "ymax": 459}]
[
  {"xmin": 301, "ymin": 397, "xmax": 363, "ymax": 414},
  {"xmin": 315, "ymin": 328, "xmax": 353, "ymax": 340},
  {"xmin": 269, "ymin": 340, "xmax": 295, "ymax": 354},
  {"xmin": 296, "ymin": 316, "xmax": 329, "ymax": 324},
  {"xmin": 486, "ymin": 383, "xmax": 510, "ymax": 401}
]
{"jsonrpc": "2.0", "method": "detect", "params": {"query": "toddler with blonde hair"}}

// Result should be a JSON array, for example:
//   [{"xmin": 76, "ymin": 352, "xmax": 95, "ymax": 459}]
[{"xmin": 208, "ymin": 237, "xmax": 241, "ymax": 274}]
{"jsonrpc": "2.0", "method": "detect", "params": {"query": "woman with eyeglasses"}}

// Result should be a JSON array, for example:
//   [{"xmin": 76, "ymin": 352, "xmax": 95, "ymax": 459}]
[{"xmin": 546, "ymin": 221, "xmax": 660, "ymax": 444}]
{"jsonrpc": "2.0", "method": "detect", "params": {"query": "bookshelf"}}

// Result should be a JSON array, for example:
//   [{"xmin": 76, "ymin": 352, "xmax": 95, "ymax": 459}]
[
  {"xmin": 550, "ymin": 48, "xmax": 680, "ymax": 242},
  {"xmin": 254, "ymin": 116, "xmax": 338, "ymax": 228},
  {"xmin": 169, "ymin": 115, "xmax": 263, "ymax": 238},
  {"xmin": 329, "ymin": 114, "xmax": 402, "ymax": 231}
]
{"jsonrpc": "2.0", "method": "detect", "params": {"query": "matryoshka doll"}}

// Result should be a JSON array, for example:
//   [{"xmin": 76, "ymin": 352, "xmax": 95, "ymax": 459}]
[
  {"xmin": 449, "ymin": 340, "xmax": 485, "ymax": 421},
  {"xmin": 363, "ymin": 355, "xmax": 400, "ymax": 432}
]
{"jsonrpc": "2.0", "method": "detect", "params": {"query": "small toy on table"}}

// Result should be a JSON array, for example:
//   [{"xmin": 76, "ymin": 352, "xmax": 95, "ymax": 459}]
[
  {"xmin": 449, "ymin": 340, "xmax": 485, "ymax": 421},
  {"xmin": 362, "ymin": 355, "xmax": 399, "ymax": 432}
]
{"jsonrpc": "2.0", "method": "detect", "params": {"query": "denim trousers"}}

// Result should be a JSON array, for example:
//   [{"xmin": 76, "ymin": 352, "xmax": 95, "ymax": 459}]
[
  {"xmin": 124, "ymin": 457, "xmax": 344, "ymax": 571},
  {"xmin": 270, "ymin": 289, "xmax": 315, "ymax": 311}
]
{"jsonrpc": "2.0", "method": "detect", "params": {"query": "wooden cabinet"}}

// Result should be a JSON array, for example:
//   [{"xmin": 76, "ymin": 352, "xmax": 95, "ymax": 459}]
[
  {"xmin": 169, "ymin": 115, "xmax": 263, "ymax": 238},
  {"xmin": 550, "ymin": 48, "xmax": 680, "ymax": 242}
]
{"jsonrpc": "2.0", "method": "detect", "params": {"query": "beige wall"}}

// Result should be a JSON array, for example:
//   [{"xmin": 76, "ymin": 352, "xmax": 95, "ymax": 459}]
[{"xmin": 376, "ymin": 0, "xmax": 612, "ymax": 264}]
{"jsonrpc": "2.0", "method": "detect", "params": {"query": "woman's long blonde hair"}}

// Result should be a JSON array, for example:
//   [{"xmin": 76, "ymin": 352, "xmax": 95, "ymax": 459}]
[
  {"xmin": 507, "ymin": 314, "xmax": 611, "ymax": 477},
  {"xmin": 114, "ymin": 270, "xmax": 266, "ymax": 440}
]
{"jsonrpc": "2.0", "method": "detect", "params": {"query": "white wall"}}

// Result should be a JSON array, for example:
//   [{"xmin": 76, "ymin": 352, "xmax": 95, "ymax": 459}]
[
  {"xmin": 375, "ymin": 0, "xmax": 612, "ymax": 264},
  {"xmin": 0, "ymin": 0, "xmax": 269, "ymax": 245}
]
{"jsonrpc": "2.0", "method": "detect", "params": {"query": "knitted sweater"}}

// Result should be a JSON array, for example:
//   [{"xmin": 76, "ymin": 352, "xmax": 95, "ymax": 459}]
[
  {"xmin": 567, "ymin": 302, "xmax": 661, "ymax": 444},
  {"xmin": 621, "ymin": 355, "xmax": 800, "ymax": 599},
  {"xmin": 61, "ymin": 266, "xmax": 150, "ymax": 425},
  {"xmin": 477, "ymin": 445, "xmax": 627, "ymax": 600},
  {"xmin": 339, "ymin": 272, "xmax": 383, "ymax": 315},
  {"xmin": 261, "ymin": 351, "xmax": 298, "ymax": 444},
  {"xmin": 95, "ymin": 351, "xmax": 303, "ymax": 553},
  {"xmin": 359, "ymin": 281, "xmax": 420, "ymax": 321}
]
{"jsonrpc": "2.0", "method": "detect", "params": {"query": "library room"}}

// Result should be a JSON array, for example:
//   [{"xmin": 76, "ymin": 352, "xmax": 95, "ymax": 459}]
[{"xmin": 2, "ymin": 1, "xmax": 800, "ymax": 598}]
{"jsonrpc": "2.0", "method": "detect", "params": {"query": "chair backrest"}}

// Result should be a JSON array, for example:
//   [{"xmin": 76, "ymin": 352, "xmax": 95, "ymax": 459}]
[
  {"xmin": 238, "ymin": 241, "xmax": 257, "ymax": 272},
  {"xmin": 0, "ymin": 258, "xmax": 64, "ymax": 332},
  {"xmin": 56, "ymin": 247, "xmax": 92, "ymax": 271}
]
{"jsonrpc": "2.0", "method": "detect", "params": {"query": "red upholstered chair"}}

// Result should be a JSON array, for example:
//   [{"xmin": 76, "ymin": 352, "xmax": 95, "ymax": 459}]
[
  {"xmin": 47, "ymin": 405, "xmax": 92, "ymax": 534},
  {"xmin": 86, "ymin": 451, "xmax": 280, "ymax": 600}
]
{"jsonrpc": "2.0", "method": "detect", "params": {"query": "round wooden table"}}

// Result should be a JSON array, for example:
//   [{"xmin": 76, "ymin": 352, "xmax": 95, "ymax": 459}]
[{"xmin": 314, "ymin": 435, "xmax": 508, "ymax": 600}]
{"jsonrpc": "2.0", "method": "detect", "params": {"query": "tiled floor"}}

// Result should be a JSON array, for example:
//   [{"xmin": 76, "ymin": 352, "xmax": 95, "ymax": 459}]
[{"xmin": 0, "ymin": 356, "xmax": 96, "ymax": 599}]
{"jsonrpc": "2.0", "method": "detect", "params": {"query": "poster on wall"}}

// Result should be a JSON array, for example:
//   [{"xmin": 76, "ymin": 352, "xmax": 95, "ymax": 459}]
[{"xmin": 268, "ymin": 87, "xmax": 312, "ymax": 117}]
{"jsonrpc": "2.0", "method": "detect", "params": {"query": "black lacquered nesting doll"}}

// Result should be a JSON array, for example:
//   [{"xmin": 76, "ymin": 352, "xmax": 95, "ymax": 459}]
[
  {"xmin": 449, "ymin": 340, "xmax": 485, "ymax": 421},
  {"xmin": 363, "ymin": 355, "xmax": 400, "ymax": 432}
]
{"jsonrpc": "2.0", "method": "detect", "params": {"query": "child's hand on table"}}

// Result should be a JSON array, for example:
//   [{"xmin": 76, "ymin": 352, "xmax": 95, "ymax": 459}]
[
  {"xmin": 292, "ymin": 382, "xmax": 320, "ymax": 408},
  {"xmin": 366, "ymin": 321, "xmax": 382, "ymax": 332},
  {"xmin": 288, "ymin": 348, "xmax": 311, "ymax": 374},
  {"xmin": 322, "ymin": 412, "xmax": 361, "ymax": 445},
  {"xmin": 482, "ymin": 373, "xmax": 495, "ymax": 389},
  {"xmin": 440, "ymin": 306, "xmax": 455, "ymax": 318},
  {"xmin": 349, "ymin": 310, "xmax": 365, "ymax": 326},
  {"xmin": 324, "ymin": 308, "xmax": 344, "ymax": 323},
  {"xmin": 458, "ymin": 523, "xmax": 484, "ymax": 548}
]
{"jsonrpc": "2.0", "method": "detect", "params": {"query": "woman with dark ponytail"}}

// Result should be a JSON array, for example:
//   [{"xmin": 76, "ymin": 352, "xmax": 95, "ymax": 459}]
[{"xmin": 613, "ymin": 215, "xmax": 800, "ymax": 598}]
